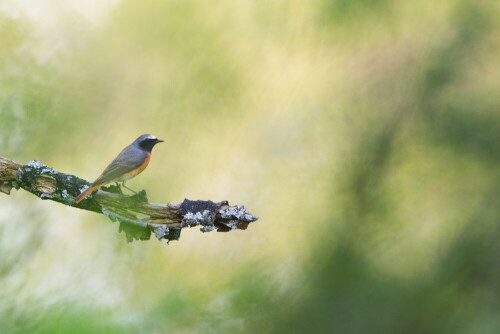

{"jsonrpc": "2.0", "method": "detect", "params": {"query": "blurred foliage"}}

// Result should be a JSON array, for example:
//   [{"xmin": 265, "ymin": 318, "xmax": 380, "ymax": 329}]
[{"xmin": 1, "ymin": 0, "xmax": 500, "ymax": 333}]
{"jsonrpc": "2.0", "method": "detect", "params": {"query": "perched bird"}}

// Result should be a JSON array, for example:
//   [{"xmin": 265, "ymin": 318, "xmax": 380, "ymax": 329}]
[{"xmin": 74, "ymin": 134, "xmax": 164, "ymax": 203}]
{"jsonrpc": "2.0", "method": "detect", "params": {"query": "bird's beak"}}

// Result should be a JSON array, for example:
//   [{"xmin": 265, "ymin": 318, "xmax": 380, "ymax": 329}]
[{"xmin": 156, "ymin": 139, "xmax": 164, "ymax": 143}]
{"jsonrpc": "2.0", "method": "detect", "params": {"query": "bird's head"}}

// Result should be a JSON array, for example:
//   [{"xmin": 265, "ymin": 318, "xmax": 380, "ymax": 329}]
[{"xmin": 134, "ymin": 134, "xmax": 164, "ymax": 152}]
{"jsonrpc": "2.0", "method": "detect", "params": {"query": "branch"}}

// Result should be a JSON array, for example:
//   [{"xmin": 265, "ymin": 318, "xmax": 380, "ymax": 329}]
[{"xmin": 0, "ymin": 156, "xmax": 258, "ymax": 242}]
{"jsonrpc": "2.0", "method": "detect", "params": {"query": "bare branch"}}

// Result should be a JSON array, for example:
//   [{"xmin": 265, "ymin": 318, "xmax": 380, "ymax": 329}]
[{"xmin": 0, "ymin": 156, "xmax": 258, "ymax": 242}]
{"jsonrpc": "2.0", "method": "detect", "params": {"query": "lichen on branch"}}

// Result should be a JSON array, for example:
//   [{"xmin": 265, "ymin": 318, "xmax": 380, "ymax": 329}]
[{"xmin": 0, "ymin": 156, "xmax": 258, "ymax": 242}]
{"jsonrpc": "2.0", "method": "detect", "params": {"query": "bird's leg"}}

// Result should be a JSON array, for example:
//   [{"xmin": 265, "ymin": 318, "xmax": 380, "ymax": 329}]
[
  {"xmin": 115, "ymin": 182, "xmax": 124, "ymax": 194},
  {"xmin": 121, "ymin": 180, "xmax": 138, "ymax": 194}
]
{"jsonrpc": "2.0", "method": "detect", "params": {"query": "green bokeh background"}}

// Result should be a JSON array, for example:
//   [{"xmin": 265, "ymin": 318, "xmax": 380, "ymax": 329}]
[{"xmin": 1, "ymin": 0, "xmax": 500, "ymax": 333}]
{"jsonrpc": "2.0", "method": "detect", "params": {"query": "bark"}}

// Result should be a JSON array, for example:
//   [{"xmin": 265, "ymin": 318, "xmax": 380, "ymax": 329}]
[{"xmin": 0, "ymin": 156, "xmax": 258, "ymax": 242}]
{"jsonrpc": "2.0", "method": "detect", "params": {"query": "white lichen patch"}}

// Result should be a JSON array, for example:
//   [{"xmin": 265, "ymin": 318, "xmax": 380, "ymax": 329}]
[
  {"xmin": 41, "ymin": 167, "xmax": 56, "ymax": 175},
  {"xmin": 201, "ymin": 225, "xmax": 215, "ymax": 232},
  {"xmin": 220, "ymin": 205, "xmax": 258, "ymax": 222},
  {"xmin": 24, "ymin": 160, "xmax": 56, "ymax": 175},
  {"xmin": 16, "ymin": 168, "xmax": 23, "ymax": 182},
  {"xmin": 79, "ymin": 185, "xmax": 89, "ymax": 193},
  {"xmin": 151, "ymin": 224, "xmax": 170, "ymax": 240},
  {"xmin": 182, "ymin": 210, "xmax": 214, "ymax": 227},
  {"xmin": 26, "ymin": 160, "xmax": 45, "ymax": 169},
  {"xmin": 225, "ymin": 220, "xmax": 238, "ymax": 230}
]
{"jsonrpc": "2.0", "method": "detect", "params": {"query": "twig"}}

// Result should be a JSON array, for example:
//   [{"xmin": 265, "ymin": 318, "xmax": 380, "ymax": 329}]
[{"xmin": 0, "ymin": 156, "xmax": 258, "ymax": 242}]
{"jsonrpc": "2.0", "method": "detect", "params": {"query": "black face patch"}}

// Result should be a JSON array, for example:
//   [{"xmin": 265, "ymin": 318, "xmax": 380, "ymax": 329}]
[{"xmin": 138, "ymin": 138, "xmax": 161, "ymax": 152}]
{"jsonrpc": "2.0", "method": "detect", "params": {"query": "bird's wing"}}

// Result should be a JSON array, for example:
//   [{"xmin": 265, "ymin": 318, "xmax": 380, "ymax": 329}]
[{"xmin": 92, "ymin": 145, "xmax": 147, "ymax": 185}]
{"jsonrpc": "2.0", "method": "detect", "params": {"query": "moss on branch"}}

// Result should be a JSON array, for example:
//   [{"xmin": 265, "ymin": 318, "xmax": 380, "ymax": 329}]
[{"xmin": 0, "ymin": 156, "xmax": 258, "ymax": 242}]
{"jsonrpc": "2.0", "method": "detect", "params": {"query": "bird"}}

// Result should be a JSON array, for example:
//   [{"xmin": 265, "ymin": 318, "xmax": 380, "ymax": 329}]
[{"xmin": 74, "ymin": 134, "xmax": 164, "ymax": 203}]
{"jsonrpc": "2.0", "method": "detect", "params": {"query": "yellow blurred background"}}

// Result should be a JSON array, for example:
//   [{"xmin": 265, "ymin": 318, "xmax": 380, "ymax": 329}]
[{"xmin": 1, "ymin": 0, "xmax": 500, "ymax": 333}]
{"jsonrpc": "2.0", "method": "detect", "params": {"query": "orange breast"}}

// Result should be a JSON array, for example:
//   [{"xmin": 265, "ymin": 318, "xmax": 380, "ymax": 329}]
[{"xmin": 120, "ymin": 152, "xmax": 151, "ymax": 180}]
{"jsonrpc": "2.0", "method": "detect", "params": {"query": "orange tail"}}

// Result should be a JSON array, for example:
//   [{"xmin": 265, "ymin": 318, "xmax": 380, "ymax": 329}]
[{"xmin": 74, "ymin": 183, "xmax": 103, "ymax": 203}]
